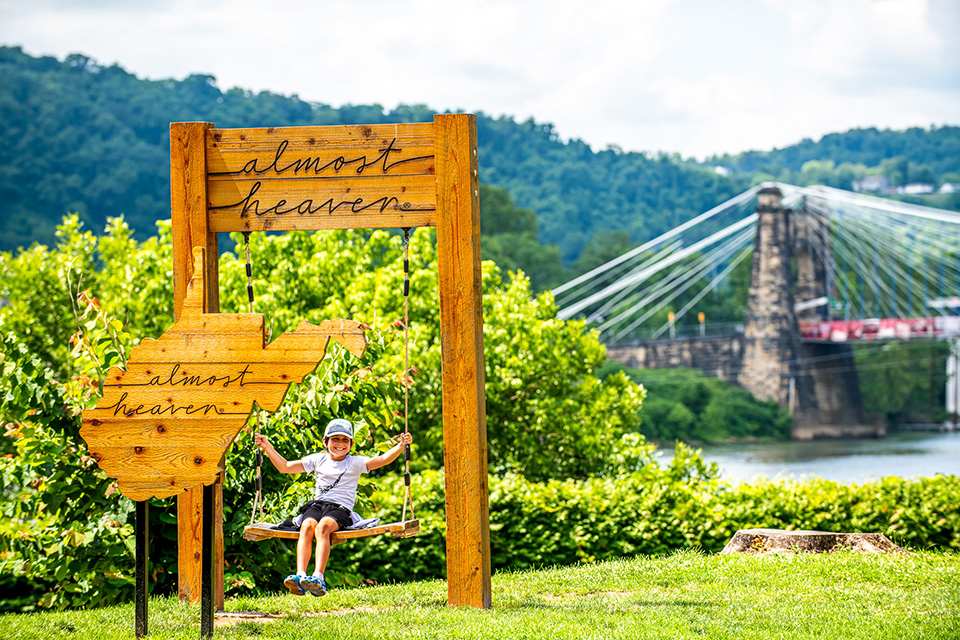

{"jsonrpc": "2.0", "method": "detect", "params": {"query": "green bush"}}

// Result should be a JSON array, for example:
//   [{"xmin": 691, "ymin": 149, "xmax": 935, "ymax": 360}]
[
  {"xmin": 718, "ymin": 475, "xmax": 960, "ymax": 550},
  {"xmin": 0, "ymin": 331, "xmax": 147, "ymax": 611},
  {"xmin": 2, "ymin": 217, "xmax": 646, "ymax": 481},
  {"xmin": 4, "ymin": 353, "xmax": 957, "ymax": 609},
  {"xmin": 260, "ymin": 452, "xmax": 959, "ymax": 589},
  {"xmin": 2, "ymin": 217, "xmax": 955, "ymax": 611}
]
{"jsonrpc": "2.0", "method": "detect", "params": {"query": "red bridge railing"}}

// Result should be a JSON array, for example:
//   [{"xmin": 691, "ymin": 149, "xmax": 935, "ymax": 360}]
[{"xmin": 799, "ymin": 316, "xmax": 960, "ymax": 342}]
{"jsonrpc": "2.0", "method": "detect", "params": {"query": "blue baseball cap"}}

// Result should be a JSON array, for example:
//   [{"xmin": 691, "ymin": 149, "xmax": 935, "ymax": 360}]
[{"xmin": 323, "ymin": 419, "xmax": 354, "ymax": 439}]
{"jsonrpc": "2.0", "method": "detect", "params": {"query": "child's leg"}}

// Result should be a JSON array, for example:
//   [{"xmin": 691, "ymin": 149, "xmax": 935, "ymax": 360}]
[
  {"xmin": 296, "ymin": 518, "xmax": 319, "ymax": 573},
  {"xmin": 284, "ymin": 518, "xmax": 319, "ymax": 595},
  {"xmin": 313, "ymin": 516, "xmax": 341, "ymax": 575}
]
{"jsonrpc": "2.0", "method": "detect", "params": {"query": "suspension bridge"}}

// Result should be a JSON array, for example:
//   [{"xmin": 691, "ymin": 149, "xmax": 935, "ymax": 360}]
[{"xmin": 552, "ymin": 183, "xmax": 960, "ymax": 438}]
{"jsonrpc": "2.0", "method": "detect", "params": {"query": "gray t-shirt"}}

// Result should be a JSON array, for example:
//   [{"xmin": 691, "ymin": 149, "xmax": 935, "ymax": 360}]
[{"xmin": 300, "ymin": 452, "xmax": 371, "ymax": 511}]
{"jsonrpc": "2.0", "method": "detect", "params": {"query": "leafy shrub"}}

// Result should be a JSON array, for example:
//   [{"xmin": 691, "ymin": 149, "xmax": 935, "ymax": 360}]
[
  {"xmin": 287, "ymin": 451, "xmax": 960, "ymax": 587},
  {"xmin": 4, "ymin": 217, "xmax": 648, "ymax": 481},
  {"xmin": 608, "ymin": 367, "xmax": 791, "ymax": 444},
  {"xmin": 717, "ymin": 475, "xmax": 960, "ymax": 550},
  {"xmin": 0, "ymin": 331, "xmax": 146, "ymax": 611},
  {"xmin": 699, "ymin": 387, "xmax": 791, "ymax": 441},
  {"xmin": 2, "ymin": 217, "xmax": 955, "ymax": 612},
  {"xmin": 0, "ymin": 215, "xmax": 173, "ymax": 380},
  {"xmin": 3, "ymin": 344, "xmax": 957, "ymax": 610}
]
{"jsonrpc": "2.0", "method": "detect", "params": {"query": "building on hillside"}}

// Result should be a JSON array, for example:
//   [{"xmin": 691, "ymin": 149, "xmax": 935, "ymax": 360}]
[
  {"xmin": 901, "ymin": 183, "xmax": 935, "ymax": 195},
  {"xmin": 852, "ymin": 175, "xmax": 888, "ymax": 193}
]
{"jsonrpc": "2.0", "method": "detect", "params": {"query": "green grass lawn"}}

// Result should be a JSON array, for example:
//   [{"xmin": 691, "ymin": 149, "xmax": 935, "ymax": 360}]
[{"xmin": 2, "ymin": 550, "xmax": 958, "ymax": 639}]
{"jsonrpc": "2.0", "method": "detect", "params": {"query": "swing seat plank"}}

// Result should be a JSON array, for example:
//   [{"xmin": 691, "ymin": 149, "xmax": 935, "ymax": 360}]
[{"xmin": 243, "ymin": 520, "xmax": 419, "ymax": 545}]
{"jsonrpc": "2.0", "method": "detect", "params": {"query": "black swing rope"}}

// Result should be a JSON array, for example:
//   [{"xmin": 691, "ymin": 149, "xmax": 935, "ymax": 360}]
[
  {"xmin": 401, "ymin": 228, "xmax": 415, "ymax": 524},
  {"xmin": 244, "ymin": 232, "xmax": 266, "ymax": 527},
  {"xmin": 244, "ymin": 229, "xmax": 416, "ymax": 529}
]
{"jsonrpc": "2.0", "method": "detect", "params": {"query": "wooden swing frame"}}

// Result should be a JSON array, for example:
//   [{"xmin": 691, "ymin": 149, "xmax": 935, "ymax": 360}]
[{"xmin": 161, "ymin": 115, "xmax": 490, "ymax": 636}]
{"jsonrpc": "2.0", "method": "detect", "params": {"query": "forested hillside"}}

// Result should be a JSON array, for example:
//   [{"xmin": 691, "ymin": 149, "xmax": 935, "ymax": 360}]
[
  {"xmin": 713, "ymin": 126, "xmax": 960, "ymax": 178},
  {"xmin": 0, "ymin": 45, "xmax": 745, "ymax": 271},
  {"xmin": 475, "ymin": 118, "xmax": 747, "ymax": 261},
  {"xmin": 2, "ymin": 45, "xmax": 957, "ymax": 283},
  {"xmin": 711, "ymin": 126, "xmax": 960, "ymax": 201}
]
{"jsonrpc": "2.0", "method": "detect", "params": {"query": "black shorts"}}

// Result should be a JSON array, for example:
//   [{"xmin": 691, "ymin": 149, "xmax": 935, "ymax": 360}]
[{"xmin": 300, "ymin": 500, "xmax": 352, "ymax": 531}]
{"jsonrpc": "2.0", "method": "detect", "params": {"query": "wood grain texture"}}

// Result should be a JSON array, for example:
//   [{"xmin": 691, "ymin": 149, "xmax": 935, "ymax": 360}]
[
  {"xmin": 434, "ymin": 113, "xmax": 491, "ymax": 609},
  {"xmin": 101, "ymin": 362, "xmax": 314, "ymax": 387},
  {"xmin": 166, "ymin": 116, "xmax": 489, "ymax": 610},
  {"xmin": 720, "ymin": 528, "xmax": 908, "ymax": 555},
  {"xmin": 176, "ymin": 487, "xmax": 203, "ymax": 603},
  {"xmin": 79, "ymin": 248, "xmax": 368, "ymax": 502},
  {"xmin": 207, "ymin": 175, "xmax": 436, "ymax": 233},
  {"xmin": 171, "ymin": 122, "xmax": 218, "ymax": 319},
  {"xmin": 205, "ymin": 123, "xmax": 435, "ymax": 175},
  {"xmin": 242, "ymin": 520, "xmax": 419, "ymax": 545},
  {"xmin": 171, "ymin": 121, "xmax": 217, "ymax": 606},
  {"xmin": 214, "ymin": 478, "xmax": 224, "ymax": 611},
  {"xmin": 205, "ymin": 123, "xmax": 437, "ymax": 232}
]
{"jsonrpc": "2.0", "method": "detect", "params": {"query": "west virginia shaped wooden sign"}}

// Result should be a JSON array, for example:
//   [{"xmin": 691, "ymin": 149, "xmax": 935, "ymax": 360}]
[{"xmin": 80, "ymin": 247, "xmax": 366, "ymax": 501}]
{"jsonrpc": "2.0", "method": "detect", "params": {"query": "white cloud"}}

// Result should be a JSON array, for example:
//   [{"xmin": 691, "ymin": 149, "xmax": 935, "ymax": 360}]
[
  {"xmin": 0, "ymin": 0, "xmax": 956, "ymax": 158},
  {"xmin": 785, "ymin": 0, "xmax": 944, "ymax": 85}
]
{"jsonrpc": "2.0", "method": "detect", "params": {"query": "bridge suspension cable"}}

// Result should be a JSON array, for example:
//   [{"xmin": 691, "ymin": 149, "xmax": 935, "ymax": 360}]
[
  {"xmin": 552, "ymin": 182, "xmax": 960, "ymax": 342},
  {"xmin": 647, "ymin": 246, "xmax": 753, "ymax": 340},
  {"xmin": 603, "ymin": 227, "xmax": 755, "ymax": 340},
  {"xmin": 552, "ymin": 185, "xmax": 761, "ymax": 301},
  {"xmin": 800, "ymin": 184, "xmax": 960, "ymax": 320}
]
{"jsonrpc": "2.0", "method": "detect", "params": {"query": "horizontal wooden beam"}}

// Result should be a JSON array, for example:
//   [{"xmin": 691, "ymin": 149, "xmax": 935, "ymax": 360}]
[{"xmin": 206, "ymin": 123, "xmax": 437, "ymax": 232}]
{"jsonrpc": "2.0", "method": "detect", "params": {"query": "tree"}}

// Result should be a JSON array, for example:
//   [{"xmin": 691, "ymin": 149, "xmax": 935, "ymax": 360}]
[
  {"xmin": 0, "ymin": 218, "xmax": 649, "ymax": 608},
  {"xmin": 572, "ymin": 230, "xmax": 634, "ymax": 276},
  {"xmin": 478, "ymin": 184, "xmax": 567, "ymax": 291},
  {"xmin": 880, "ymin": 156, "xmax": 910, "ymax": 187},
  {"xmin": 5, "ymin": 45, "xmax": 959, "ymax": 274},
  {"xmin": 799, "ymin": 160, "xmax": 836, "ymax": 186},
  {"xmin": 214, "ymin": 225, "xmax": 643, "ymax": 479},
  {"xmin": 0, "ymin": 215, "xmax": 174, "ymax": 379},
  {"xmin": 910, "ymin": 163, "xmax": 936, "ymax": 185}
]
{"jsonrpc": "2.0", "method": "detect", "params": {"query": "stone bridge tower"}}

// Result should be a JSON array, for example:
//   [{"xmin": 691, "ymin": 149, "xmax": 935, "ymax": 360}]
[
  {"xmin": 605, "ymin": 184, "xmax": 877, "ymax": 439},
  {"xmin": 794, "ymin": 209, "xmax": 829, "ymax": 322},
  {"xmin": 739, "ymin": 185, "xmax": 806, "ymax": 409},
  {"xmin": 793, "ymin": 193, "xmax": 869, "ymax": 436},
  {"xmin": 739, "ymin": 186, "xmax": 871, "ymax": 438}
]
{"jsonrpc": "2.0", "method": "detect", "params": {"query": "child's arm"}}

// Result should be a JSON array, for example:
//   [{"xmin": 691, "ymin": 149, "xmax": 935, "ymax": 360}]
[
  {"xmin": 366, "ymin": 432, "xmax": 414, "ymax": 471},
  {"xmin": 254, "ymin": 434, "xmax": 306, "ymax": 474}
]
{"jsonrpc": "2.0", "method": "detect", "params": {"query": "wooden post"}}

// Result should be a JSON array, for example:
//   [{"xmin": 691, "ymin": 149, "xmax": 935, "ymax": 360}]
[
  {"xmin": 170, "ymin": 121, "xmax": 224, "ymax": 607},
  {"xmin": 214, "ymin": 463, "xmax": 224, "ymax": 612},
  {"xmin": 434, "ymin": 113, "xmax": 491, "ymax": 608},
  {"xmin": 200, "ymin": 484, "xmax": 215, "ymax": 638},
  {"xmin": 171, "ymin": 122, "xmax": 218, "ymax": 319},
  {"xmin": 135, "ymin": 501, "xmax": 148, "ymax": 638}
]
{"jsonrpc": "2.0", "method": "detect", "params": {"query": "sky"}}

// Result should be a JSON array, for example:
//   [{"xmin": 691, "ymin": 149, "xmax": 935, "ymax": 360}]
[{"xmin": 1, "ymin": 0, "xmax": 958, "ymax": 159}]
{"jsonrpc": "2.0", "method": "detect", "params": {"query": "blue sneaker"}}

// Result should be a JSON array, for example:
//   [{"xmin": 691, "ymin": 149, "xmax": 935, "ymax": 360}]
[
  {"xmin": 283, "ymin": 574, "xmax": 305, "ymax": 596},
  {"xmin": 300, "ymin": 575, "xmax": 327, "ymax": 597}
]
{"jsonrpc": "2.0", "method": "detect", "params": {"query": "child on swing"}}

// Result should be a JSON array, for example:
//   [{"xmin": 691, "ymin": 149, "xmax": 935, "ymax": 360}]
[{"xmin": 255, "ymin": 418, "xmax": 413, "ymax": 596}]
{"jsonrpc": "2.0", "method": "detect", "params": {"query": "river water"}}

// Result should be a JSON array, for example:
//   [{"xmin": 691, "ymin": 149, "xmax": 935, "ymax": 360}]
[{"xmin": 657, "ymin": 429, "xmax": 960, "ymax": 484}]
